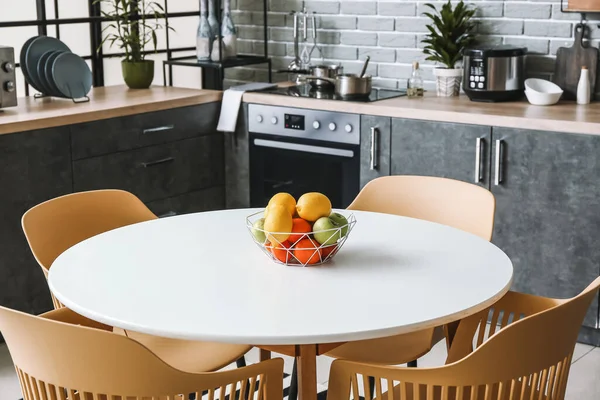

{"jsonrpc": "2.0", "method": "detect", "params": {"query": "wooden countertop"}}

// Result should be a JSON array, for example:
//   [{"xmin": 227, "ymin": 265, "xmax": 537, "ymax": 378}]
[
  {"xmin": 0, "ymin": 85, "xmax": 222, "ymax": 135},
  {"xmin": 242, "ymin": 91, "xmax": 600, "ymax": 135}
]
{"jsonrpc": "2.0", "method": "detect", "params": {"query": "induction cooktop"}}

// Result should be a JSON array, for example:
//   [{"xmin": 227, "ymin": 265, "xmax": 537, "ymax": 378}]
[{"xmin": 262, "ymin": 84, "xmax": 407, "ymax": 102}]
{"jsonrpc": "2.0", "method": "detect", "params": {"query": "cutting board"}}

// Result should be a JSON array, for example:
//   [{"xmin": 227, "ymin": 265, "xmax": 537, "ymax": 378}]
[{"xmin": 553, "ymin": 23, "xmax": 598, "ymax": 100}]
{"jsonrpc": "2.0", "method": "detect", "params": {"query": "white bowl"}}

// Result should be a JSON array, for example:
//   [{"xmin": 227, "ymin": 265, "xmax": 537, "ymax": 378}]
[{"xmin": 524, "ymin": 78, "xmax": 563, "ymax": 105}]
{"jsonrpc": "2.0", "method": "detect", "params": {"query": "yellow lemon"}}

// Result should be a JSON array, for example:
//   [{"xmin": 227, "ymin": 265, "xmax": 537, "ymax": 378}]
[
  {"xmin": 296, "ymin": 192, "xmax": 332, "ymax": 222},
  {"xmin": 263, "ymin": 204, "xmax": 293, "ymax": 244},
  {"xmin": 267, "ymin": 192, "xmax": 296, "ymax": 216}
]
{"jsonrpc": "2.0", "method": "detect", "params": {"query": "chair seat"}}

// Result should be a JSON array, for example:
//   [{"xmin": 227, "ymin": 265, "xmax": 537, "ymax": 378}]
[
  {"xmin": 114, "ymin": 328, "xmax": 252, "ymax": 373},
  {"xmin": 326, "ymin": 327, "xmax": 444, "ymax": 365}
]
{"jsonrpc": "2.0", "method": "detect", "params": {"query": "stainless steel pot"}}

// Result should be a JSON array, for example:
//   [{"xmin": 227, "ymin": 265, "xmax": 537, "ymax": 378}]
[
  {"xmin": 307, "ymin": 64, "xmax": 343, "ymax": 88},
  {"xmin": 306, "ymin": 74, "xmax": 372, "ymax": 98}
]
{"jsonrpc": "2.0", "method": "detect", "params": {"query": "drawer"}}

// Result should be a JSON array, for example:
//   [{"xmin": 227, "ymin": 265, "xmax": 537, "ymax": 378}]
[
  {"xmin": 73, "ymin": 135, "xmax": 224, "ymax": 203},
  {"xmin": 71, "ymin": 102, "xmax": 221, "ymax": 160},
  {"xmin": 147, "ymin": 186, "xmax": 225, "ymax": 217}
]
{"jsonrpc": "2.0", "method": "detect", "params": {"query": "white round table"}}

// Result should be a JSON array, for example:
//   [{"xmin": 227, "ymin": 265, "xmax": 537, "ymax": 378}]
[{"xmin": 49, "ymin": 208, "xmax": 513, "ymax": 400}]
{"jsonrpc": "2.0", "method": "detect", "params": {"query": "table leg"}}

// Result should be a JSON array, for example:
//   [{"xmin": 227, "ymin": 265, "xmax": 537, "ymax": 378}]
[
  {"xmin": 297, "ymin": 344, "xmax": 318, "ymax": 400},
  {"xmin": 260, "ymin": 349, "xmax": 271, "ymax": 361}
]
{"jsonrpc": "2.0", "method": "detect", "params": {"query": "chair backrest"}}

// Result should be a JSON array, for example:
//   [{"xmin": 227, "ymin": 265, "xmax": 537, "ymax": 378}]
[
  {"xmin": 348, "ymin": 176, "xmax": 495, "ymax": 240},
  {"xmin": 22, "ymin": 190, "xmax": 157, "ymax": 308},
  {"xmin": 327, "ymin": 277, "xmax": 600, "ymax": 400},
  {"xmin": 0, "ymin": 305, "xmax": 283, "ymax": 400}
]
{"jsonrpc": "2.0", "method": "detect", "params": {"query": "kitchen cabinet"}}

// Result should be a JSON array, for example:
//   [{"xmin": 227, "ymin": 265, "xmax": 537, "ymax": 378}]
[
  {"xmin": 0, "ymin": 102, "xmax": 224, "ymax": 331},
  {"xmin": 73, "ymin": 135, "xmax": 224, "ymax": 203},
  {"xmin": 390, "ymin": 119, "xmax": 492, "ymax": 187},
  {"xmin": 0, "ymin": 127, "xmax": 72, "ymax": 315},
  {"xmin": 490, "ymin": 127, "xmax": 600, "ymax": 334},
  {"xmin": 225, "ymin": 104, "xmax": 251, "ymax": 208},
  {"xmin": 359, "ymin": 115, "xmax": 391, "ymax": 188}
]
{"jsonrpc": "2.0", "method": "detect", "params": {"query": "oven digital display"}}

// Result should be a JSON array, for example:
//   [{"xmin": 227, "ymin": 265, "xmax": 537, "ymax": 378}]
[{"xmin": 285, "ymin": 114, "xmax": 305, "ymax": 130}]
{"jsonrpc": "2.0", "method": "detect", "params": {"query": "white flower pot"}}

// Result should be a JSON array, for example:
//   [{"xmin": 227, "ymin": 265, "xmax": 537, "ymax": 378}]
[{"xmin": 433, "ymin": 68, "xmax": 463, "ymax": 97}]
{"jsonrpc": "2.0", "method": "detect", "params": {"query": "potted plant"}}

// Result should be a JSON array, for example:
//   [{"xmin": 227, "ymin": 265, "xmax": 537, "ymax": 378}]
[
  {"xmin": 97, "ymin": 0, "xmax": 171, "ymax": 89},
  {"xmin": 422, "ymin": 1, "xmax": 477, "ymax": 97}
]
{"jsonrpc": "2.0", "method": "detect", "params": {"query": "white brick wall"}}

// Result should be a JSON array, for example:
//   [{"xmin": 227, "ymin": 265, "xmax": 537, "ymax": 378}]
[{"xmin": 227, "ymin": 0, "xmax": 600, "ymax": 89}]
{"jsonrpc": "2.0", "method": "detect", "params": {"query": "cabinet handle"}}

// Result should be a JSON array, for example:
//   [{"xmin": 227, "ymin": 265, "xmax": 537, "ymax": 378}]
[
  {"xmin": 494, "ymin": 139, "xmax": 504, "ymax": 186},
  {"xmin": 158, "ymin": 211, "xmax": 177, "ymax": 218},
  {"xmin": 141, "ymin": 157, "xmax": 175, "ymax": 168},
  {"xmin": 143, "ymin": 125, "xmax": 174, "ymax": 134},
  {"xmin": 474, "ymin": 137, "xmax": 484, "ymax": 183},
  {"xmin": 370, "ymin": 127, "xmax": 379, "ymax": 170}
]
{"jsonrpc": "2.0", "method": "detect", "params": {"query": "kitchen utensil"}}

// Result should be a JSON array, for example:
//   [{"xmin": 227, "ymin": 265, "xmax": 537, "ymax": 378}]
[
  {"xmin": 52, "ymin": 52, "xmax": 92, "ymax": 99},
  {"xmin": 287, "ymin": 12, "xmax": 301, "ymax": 71},
  {"xmin": 307, "ymin": 64, "xmax": 343, "ymax": 88},
  {"xmin": 359, "ymin": 56, "xmax": 370, "ymax": 78},
  {"xmin": 19, "ymin": 37, "xmax": 37, "ymax": 92},
  {"xmin": 524, "ymin": 79, "xmax": 563, "ymax": 105},
  {"xmin": 24, "ymin": 36, "xmax": 71, "ymax": 94},
  {"xmin": 308, "ymin": 14, "xmax": 323, "ymax": 61},
  {"xmin": 305, "ymin": 74, "xmax": 372, "ymax": 99},
  {"xmin": 553, "ymin": 24, "xmax": 598, "ymax": 101},
  {"xmin": 44, "ymin": 50, "xmax": 66, "ymax": 97},
  {"xmin": 463, "ymin": 45, "xmax": 526, "ymax": 102},
  {"xmin": 36, "ymin": 50, "xmax": 58, "ymax": 96},
  {"xmin": 0, "ymin": 46, "xmax": 17, "ymax": 108}
]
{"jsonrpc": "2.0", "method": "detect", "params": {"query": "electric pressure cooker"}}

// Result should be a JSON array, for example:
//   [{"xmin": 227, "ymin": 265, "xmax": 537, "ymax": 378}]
[{"xmin": 463, "ymin": 45, "xmax": 527, "ymax": 102}]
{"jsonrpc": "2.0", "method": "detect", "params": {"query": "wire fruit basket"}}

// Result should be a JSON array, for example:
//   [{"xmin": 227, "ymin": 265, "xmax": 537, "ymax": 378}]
[{"xmin": 246, "ymin": 210, "xmax": 357, "ymax": 266}]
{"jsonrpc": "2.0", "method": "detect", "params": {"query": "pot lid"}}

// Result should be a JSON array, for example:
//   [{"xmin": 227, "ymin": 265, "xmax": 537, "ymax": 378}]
[{"xmin": 463, "ymin": 45, "xmax": 527, "ymax": 57}]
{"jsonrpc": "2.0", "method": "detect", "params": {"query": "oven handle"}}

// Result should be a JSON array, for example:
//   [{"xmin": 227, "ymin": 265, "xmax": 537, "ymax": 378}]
[{"xmin": 253, "ymin": 139, "xmax": 355, "ymax": 158}]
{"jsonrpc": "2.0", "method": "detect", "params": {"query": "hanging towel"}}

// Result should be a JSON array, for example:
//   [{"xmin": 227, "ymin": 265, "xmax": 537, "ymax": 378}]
[{"xmin": 217, "ymin": 83, "xmax": 277, "ymax": 132}]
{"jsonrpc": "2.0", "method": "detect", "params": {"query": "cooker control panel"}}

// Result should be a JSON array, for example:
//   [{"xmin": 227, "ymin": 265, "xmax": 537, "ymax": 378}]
[
  {"xmin": 248, "ymin": 104, "xmax": 360, "ymax": 145},
  {"xmin": 468, "ymin": 58, "xmax": 487, "ymax": 90}
]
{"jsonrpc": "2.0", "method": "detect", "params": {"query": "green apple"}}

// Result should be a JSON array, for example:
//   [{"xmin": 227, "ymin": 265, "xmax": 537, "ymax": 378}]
[
  {"xmin": 313, "ymin": 217, "xmax": 341, "ymax": 245},
  {"xmin": 329, "ymin": 212, "xmax": 349, "ymax": 237},
  {"xmin": 251, "ymin": 218, "xmax": 267, "ymax": 243}
]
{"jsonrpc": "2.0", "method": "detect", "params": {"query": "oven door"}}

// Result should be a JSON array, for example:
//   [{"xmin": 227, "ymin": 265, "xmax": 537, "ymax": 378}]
[{"xmin": 249, "ymin": 133, "xmax": 360, "ymax": 209}]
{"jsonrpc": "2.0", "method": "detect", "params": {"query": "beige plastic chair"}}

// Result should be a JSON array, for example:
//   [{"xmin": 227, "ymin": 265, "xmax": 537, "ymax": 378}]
[
  {"xmin": 326, "ymin": 176, "xmax": 496, "ymax": 365},
  {"xmin": 0, "ymin": 305, "xmax": 284, "ymax": 400},
  {"xmin": 326, "ymin": 277, "xmax": 600, "ymax": 400},
  {"xmin": 22, "ymin": 189, "xmax": 252, "ymax": 373}
]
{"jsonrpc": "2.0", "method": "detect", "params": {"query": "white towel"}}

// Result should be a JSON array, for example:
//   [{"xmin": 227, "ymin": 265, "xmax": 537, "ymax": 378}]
[
  {"xmin": 217, "ymin": 89, "xmax": 245, "ymax": 132},
  {"xmin": 217, "ymin": 83, "xmax": 277, "ymax": 132}
]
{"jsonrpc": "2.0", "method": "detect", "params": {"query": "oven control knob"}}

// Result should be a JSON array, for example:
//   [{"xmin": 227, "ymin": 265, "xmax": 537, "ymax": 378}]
[
  {"xmin": 271, "ymin": 117, "xmax": 278, "ymax": 125},
  {"xmin": 4, "ymin": 81, "xmax": 15, "ymax": 92},
  {"xmin": 313, "ymin": 121, "xmax": 320, "ymax": 129},
  {"xmin": 329, "ymin": 122, "xmax": 337, "ymax": 131},
  {"xmin": 2, "ymin": 62, "xmax": 14, "ymax": 73},
  {"xmin": 344, "ymin": 124, "xmax": 353, "ymax": 133},
  {"xmin": 256, "ymin": 115, "xmax": 263, "ymax": 123}
]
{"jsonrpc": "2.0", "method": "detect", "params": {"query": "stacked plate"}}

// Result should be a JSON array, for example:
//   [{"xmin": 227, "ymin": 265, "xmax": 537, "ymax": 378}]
[{"xmin": 20, "ymin": 36, "xmax": 92, "ymax": 99}]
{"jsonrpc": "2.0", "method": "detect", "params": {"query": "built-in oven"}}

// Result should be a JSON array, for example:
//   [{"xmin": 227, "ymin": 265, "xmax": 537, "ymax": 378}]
[{"xmin": 248, "ymin": 104, "xmax": 360, "ymax": 209}]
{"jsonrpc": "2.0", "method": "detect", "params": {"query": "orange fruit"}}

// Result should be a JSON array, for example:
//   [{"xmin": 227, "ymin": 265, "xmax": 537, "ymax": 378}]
[
  {"xmin": 270, "ymin": 240, "xmax": 292, "ymax": 263},
  {"xmin": 263, "ymin": 204, "xmax": 293, "ymax": 243},
  {"xmin": 321, "ymin": 245, "xmax": 337, "ymax": 259},
  {"xmin": 293, "ymin": 238, "xmax": 322, "ymax": 265},
  {"xmin": 296, "ymin": 192, "xmax": 332, "ymax": 222},
  {"xmin": 267, "ymin": 192, "xmax": 296, "ymax": 216},
  {"xmin": 288, "ymin": 218, "xmax": 312, "ymax": 244}
]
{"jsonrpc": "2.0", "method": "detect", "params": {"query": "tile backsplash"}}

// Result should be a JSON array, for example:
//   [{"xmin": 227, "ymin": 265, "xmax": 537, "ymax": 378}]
[{"xmin": 226, "ymin": 0, "xmax": 600, "ymax": 90}]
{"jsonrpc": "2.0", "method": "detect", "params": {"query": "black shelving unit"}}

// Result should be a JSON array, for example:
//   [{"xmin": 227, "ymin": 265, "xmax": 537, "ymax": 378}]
[
  {"xmin": 162, "ymin": 0, "xmax": 271, "ymax": 90},
  {"xmin": 0, "ymin": 0, "xmax": 245, "ymax": 94}
]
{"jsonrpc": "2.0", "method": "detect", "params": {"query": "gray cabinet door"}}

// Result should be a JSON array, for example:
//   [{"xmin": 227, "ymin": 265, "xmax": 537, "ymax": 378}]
[
  {"xmin": 225, "ymin": 104, "xmax": 250, "ymax": 208},
  {"xmin": 491, "ymin": 127, "xmax": 600, "ymax": 329},
  {"xmin": 0, "ymin": 128, "xmax": 72, "ymax": 315},
  {"xmin": 391, "ymin": 119, "xmax": 492, "ymax": 187},
  {"xmin": 360, "ymin": 115, "xmax": 391, "ymax": 188}
]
